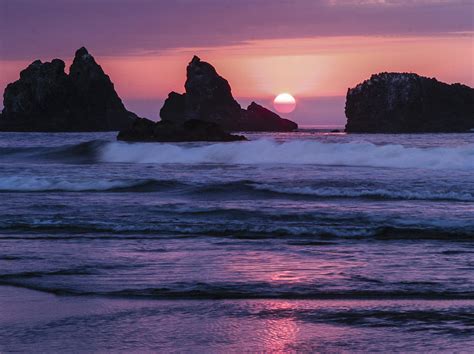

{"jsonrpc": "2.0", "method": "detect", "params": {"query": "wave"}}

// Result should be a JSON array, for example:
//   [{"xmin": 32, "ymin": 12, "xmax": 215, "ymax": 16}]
[
  {"xmin": 0, "ymin": 176, "xmax": 181, "ymax": 192},
  {"xmin": 0, "ymin": 176, "xmax": 472, "ymax": 202},
  {"xmin": 251, "ymin": 184, "xmax": 474, "ymax": 202},
  {"xmin": 187, "ymin": 180, "xmax": 474, "ymax": 201},
  {"xmin": 2, "ymin": 138, "xmax": 473, "ymax": 170},
  {"xmin": 1, "ymin": 279, "xmax": 473, "ymax": 300},
  {"xmin": 100, "ymin": 139, "xmax": 474, "ymax": 170},
  {"xmin": 1, "ymin": 221, "xmax": 473, "ymax": 241},
  {"xmin": 0, "ymin": 140, "xmax": 105, "ymax": 163}
]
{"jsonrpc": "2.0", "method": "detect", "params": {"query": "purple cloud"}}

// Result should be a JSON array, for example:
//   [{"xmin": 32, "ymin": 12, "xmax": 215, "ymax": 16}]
[{"xmin": 0, "ymin": 0, "xmax": 472, "ymax": 60}]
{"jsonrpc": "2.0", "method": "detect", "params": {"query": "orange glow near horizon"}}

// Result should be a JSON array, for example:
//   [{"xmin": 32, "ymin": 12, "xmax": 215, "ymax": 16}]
[{"xmin": 0, "ymin": 34, "xmax": 472, "ymax": 105}]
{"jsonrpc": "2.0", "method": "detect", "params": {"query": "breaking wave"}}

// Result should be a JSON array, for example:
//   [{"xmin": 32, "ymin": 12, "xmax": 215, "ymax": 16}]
[
  {"xmin": 0, "ymin": 140, "xmax": 105, "ymax": 163},
  {"xmin": 0, "ymin": 176, "xmax": 472, "ymax": 202},
  {"xmin": 2, "ymin": 139, "xmax": 473, "ymax": 170},
  {"xmin": 100, "ymin": 139, "xmax": 474, "ymax": 170},
  {"xmin": 1, "ymin": 277, "xmax": 473, "ymax": 300},
  {"xmin": 1, "ymin": 217, "xmax": 473, "ymax": 240},
  {"xmin": 0, "ymin": 176, "xmax": 180, "ymax": 192},
  {"xmin": 252, "ymin": 184, "xmax": 474, "ymax": 202}
]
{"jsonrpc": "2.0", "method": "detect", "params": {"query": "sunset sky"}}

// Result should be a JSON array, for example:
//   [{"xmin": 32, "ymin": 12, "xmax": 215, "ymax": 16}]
[{"xmin": 0, "ymin": 0, "xmax": 472, "ymax": 125}]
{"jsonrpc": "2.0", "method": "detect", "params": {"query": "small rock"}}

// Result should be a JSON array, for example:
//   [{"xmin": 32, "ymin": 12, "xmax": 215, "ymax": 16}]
[{"xmin": 117, "ymin": 118, "xmax": 247, "ymax": 142}]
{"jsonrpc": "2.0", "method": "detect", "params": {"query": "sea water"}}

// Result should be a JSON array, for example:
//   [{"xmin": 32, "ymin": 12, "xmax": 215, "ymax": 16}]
[{"xmin": 0, "ymin": 130, "xmax": 473, "ymax": 351}]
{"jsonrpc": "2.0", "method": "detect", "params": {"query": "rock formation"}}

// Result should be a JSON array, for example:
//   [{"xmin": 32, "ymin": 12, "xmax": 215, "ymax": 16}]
[
  {"xmin": 345, "ymin": 72, "xmax": 474, "ymax": 133},
  {"xmin": 0, "ymin": 47, "xmax": 137, "ymax": 132},
  {"xmin": 117, "ymin": 118, "xmax": 246, "ymax": 142},
  {"xmin": 160, "ymin": 56, "xmax": 298, "ymax": 132},
  {"xmin": 243, "ymin": 101, "xmax": 296, "ymax": 131}
]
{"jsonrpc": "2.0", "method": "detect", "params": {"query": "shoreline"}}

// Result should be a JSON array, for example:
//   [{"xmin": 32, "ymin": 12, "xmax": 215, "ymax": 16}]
[
  {"xmin": 1, "ymin": 285, "xmax": 473, "ymax": 352},
  {"xmin": 2, "ymin": 283, "xmax": 474, "ymax": 301}
]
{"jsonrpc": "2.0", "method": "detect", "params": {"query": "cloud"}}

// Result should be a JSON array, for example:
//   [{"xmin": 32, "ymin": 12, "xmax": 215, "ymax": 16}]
[
  {"xmin": 0, "ymin": 0, "xmax": 472, "ymax": 60},
  {"xmin": 328, "ymin": 0, "xmax": 468, "ymax": 4}
]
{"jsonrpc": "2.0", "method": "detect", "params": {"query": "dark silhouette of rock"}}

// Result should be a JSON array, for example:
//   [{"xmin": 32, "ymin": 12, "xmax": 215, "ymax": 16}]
[
  {"xmin": 68, "ymin": 47, "xmax": 136, "ymax": 130},
  {"xmin": 160, "ymin": 56, "xmax": 298, "ymax": 132},
  {"xmin": 0, "ymin": 47, "xmax": 137, "ymax": 132},
  {"xmin": 117, "ymin": 118, "xmax": 246, "ymax": 142},
  {"xmin": 243, "ymin": 102, "xmax": 297, "ymax": 131},
  {"xmin": 345, "ymin": 72, "xmax": 474, "ymax": 133},
  {"xmin": 159, "ymin": 92, "xmax": 186, "ymax": 122},
  {"xmin": 1, "ymin": 59, "xmax": 72, "ymax": 131}
]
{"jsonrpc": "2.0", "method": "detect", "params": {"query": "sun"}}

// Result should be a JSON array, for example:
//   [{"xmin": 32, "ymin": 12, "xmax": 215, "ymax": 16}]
[{"xmin": 273, "ymin": 93, "xmax": 296, "ymax": 114}]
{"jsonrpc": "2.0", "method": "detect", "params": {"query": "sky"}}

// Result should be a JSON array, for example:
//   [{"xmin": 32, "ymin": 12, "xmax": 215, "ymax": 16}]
[{"xmin": 0, "ymin": 0, "xmax": 473, "ymax": 125}]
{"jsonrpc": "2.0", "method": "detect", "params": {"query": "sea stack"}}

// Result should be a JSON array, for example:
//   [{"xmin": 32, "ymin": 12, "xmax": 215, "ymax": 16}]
[
  {"xmin": 0, "ymin": 47, "xmax": 137, "ymax": 132},
  {"xmin": 160, "ymin": 56, "xmax": 298, "ymax": 132},
  {"xmin": 345, "ymin": 73, "xmax": 474, "ymax": 133},
  {"xmin": 117, "ymin": 118, "xmax": 246, "ymax": 142}
]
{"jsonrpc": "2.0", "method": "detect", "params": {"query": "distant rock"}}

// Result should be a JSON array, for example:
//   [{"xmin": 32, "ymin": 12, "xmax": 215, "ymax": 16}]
[
  {"xmin": 243, "ymin": 102, "xmax": 297, "ymax": 131},
  {"xmin": 68, "ymin": 47, "xmax": 136, "ymax": 130},
  {"xmin": 345, "ymin": 72, "xmax": 474, "ymax": 133},
  {"xmin": 159, "ymin": 92, "xmax": 186, "ymax": 123},
  {"xmin": 117, "ymin": 118, "xmax": 246, "ymax": 142},
  {"xmin": 160, "ymin": 56, "xmax": 298, "ymax": 132},
  {"xmin": 1, "ymin": 59, "xmax": 72, "ymax": 131},
  {"xmin": 0, "ymin": 47, "xmax": 137, "ymax": 132}
]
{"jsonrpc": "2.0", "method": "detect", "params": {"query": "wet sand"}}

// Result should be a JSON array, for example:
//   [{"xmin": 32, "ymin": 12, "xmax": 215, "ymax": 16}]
[{"xmin": 1, "ymin": 286, "xmax": 473, "ymax": 352}]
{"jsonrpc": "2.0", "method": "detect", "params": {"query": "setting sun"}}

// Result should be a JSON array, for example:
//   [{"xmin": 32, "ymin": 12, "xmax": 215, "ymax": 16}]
[{"xmin": 273, "ymin": 93, "xmax": 296, "ymax": 114}]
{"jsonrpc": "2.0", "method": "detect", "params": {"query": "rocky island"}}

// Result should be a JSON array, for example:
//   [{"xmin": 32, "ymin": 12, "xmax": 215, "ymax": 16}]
[
  {"xmin": 117, "ymin": 118, "xmax": 246, "ymax": 142},
  {"xmin": 117, "ymin": 55, "xmax": 298, "ymax": 142},
  {"xmin": 345, "ymin": 72, "xmax": 474, "ymax": 133},
  {"xmin": 0, "ymin": 47, "xmax": 137, "ymax": 132},
  {"xmin": 159, "ymin": 56, "xmax": 298, "ymax": 132},
  {"xmin": 1, "ymin": 51, "xmax": 297, "ymax": 141}
]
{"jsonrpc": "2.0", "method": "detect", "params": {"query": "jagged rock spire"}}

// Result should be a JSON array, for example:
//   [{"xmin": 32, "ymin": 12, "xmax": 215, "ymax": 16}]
[
  {"xmin": 160, "ymin": 55, "xmax": 298, "ymax": 132},
  {"xmin": 0, "ymin": 47, "xmax": 137, "ymax": 132}
]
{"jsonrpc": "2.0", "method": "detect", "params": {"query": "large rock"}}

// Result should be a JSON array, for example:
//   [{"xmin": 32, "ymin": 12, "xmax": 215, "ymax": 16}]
[
  {"xmin": 160, "ymin": 56, "xmax": 297, "ymax": 132},
  {"xmin": 0, "ymin": 47, "xmax": 137, "ymax": 132},
  {"xmin": 345, "ymin": 72, "xmax": 474, "ymax": 133},
  {"xmin": 117, "ymin": 118, "xmax": 246, "ymax": 142},
  {"xmin": 1, "ymin": 59, "xmax": 72, "ymax": 131},
  {"xmin": 68, "ymin": 47, "xmax": 136, "ymax": 130}
]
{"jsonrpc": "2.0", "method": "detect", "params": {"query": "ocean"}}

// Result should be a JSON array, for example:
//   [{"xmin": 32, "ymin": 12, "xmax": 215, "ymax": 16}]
[{"xmin": 0, "ymin": 129, "xmax": 473, "ymax": 352}]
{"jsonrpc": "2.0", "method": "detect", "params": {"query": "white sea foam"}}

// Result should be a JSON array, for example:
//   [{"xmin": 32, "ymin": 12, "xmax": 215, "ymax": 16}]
[
  {"xmin": 0, "ymin": 176, "xmax": 139, "ymax": 192},
  {"xmin": 253, "ymin": 185, "xmax": 474, "ymax": 201},
  {"xmin": 100, "ymin": 139, "xmax": 474, "ymax": 170}
]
